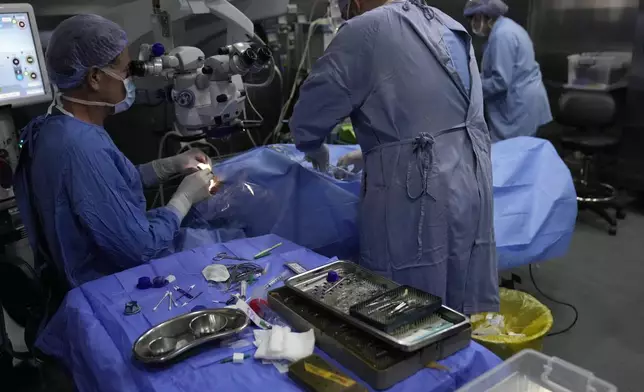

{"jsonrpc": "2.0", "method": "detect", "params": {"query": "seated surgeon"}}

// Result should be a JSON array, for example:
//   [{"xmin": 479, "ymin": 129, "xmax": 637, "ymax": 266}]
[
  {"xmin": 465, "ymin": 0, "xmax": 552, "ymax": 142},
  {"xmin": 14, "ymin": 15, "xmax": 214, "ymax": 287}
]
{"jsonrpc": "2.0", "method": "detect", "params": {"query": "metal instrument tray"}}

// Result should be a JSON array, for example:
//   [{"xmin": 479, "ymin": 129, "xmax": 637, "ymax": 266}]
[
  {"xmin": 133, "ymin": 308, "xmax": 250, "ymax": 364},
  {"xmin": 269, "ymin": 287, "xmax": 471, "ymax": 390},
  {"xmin": 350, "ymin": 285, "xmax": 443, "ymax": 333},
  {"xmin": 285, "ymin": 260, "xmax": 470, "ymax": 352}
]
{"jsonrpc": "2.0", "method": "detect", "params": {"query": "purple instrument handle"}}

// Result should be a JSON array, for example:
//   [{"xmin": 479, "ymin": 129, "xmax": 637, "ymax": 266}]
[{"xmin": 175, "ymin": 287, "xmax": 194, "ymax": 300}]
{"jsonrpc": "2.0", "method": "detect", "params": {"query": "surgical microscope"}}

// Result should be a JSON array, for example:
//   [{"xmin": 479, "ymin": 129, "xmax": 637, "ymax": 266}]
[{"xmin": 129, "ymin": 0, "xmax": 274, "ymax": 140}]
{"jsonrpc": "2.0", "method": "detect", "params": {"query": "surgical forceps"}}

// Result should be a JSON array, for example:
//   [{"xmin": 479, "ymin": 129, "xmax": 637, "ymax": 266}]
[{"xmin": 213, "ymin": 252, "xmax": 249, "ymax": 262}]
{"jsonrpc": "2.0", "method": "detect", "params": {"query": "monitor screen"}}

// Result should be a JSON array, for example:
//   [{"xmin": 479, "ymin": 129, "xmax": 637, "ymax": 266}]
[{"xmin": 0, "ymin": 12, "xmax": 45, "ymax": 104}]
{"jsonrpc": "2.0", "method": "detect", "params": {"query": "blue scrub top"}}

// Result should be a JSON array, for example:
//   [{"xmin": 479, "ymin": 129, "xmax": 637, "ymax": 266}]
[{"xmin": 14, "ymin": 113, "xmax": 180, "ymax": 286}]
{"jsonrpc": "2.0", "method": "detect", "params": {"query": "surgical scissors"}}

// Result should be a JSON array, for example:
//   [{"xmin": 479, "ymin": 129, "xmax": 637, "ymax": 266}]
[{"xmin": 213, "ymin": 252, "xmax": 249, "ymax": 262}]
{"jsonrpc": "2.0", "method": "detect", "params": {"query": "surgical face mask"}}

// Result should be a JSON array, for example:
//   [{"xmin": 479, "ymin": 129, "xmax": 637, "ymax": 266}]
[
  {"xmin": 472, "ymin": 26, "xmax": 484, "ymax": 37},
  {"xmin": 471, "ymin": 16, "xmax": 489, "ymax": 37},
  {"xmin": 62, "ymin": 68, "xmax": 136, "ymax": 114}
]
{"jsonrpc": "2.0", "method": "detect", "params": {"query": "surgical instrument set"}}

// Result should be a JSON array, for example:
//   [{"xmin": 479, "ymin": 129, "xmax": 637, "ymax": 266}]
[
  {"xmin": 213, "ymin": 252, "xmax": 250, "ymax": 262},
  {"xmin": 154, "ymin": 285, "xmax": 204, "ymax": 311},
  {"xmin": 154, "ymin": 291, "xmax": 171, "ymax": 312},
  {"xmin": 253, "ymin": 242, "xmax": 283, "ymax": 259},
  {"xmin": 174, "ymin": 284, "xmax": 195, "ymax": 300},
  {"xmin": 268, "ymin": 286, "xmax": 470, "ymax": 390},
  {"xmin": 284, "ymin": 261, "xmax": 463, "ymax": 351}
]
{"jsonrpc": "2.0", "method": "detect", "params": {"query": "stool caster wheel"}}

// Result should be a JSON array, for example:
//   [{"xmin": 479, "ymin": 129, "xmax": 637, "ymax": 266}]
[
  {"xmin": 616, "ymin": 210, "xmax": 626, "ymax": 220},
  {"xmin": 609, "ymin": 226, "xmax": 617, "ymax": 236}
]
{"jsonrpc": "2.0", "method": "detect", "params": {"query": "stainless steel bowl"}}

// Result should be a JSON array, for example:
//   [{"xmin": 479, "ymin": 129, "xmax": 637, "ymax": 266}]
[
  {"xmin": 148, "ymin": 337, "xmax": 177, "ymax": 356},
  {"xmin": 133, "ymin": 309, "xmax": 250, "ymax": 364},
  {"xmin": 189, "ymin": 313, "xmax": 228, "ymax": 338}
]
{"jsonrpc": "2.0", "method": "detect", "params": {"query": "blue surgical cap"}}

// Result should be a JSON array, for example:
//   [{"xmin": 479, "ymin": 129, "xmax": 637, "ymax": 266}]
[
  {"xmin": 463, "ymin": 0, "xmax": 509, "ymax": 18},
  {"xmin": 46, "ymin": 14, "xmax": 128, "ymax": 90}
]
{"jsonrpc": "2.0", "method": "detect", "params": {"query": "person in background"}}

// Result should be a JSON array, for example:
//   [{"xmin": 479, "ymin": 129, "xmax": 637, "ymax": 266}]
[
  {"xmin": 464, "ymin": 0, "xmax": 552, "ymax": 142},
  {"xmin": 14, "ymin": 15, "xmax": 215, "ymax": 287},
  {"xmin": 290, "ymin": 0, "xmax": 499, "ymax": 314}
]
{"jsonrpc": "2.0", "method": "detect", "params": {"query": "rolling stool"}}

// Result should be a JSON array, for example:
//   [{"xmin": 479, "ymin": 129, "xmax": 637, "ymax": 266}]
[{"xmin": 558, "ymin": 90, "xmax": 625, "ymax": 236}]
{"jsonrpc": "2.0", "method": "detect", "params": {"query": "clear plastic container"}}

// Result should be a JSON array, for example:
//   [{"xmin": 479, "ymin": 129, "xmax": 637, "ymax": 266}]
[
  {"xmin": 458, "ymin": 349, "xmax": 617, "ymax": 392},
  {"xmin": 567, "ymin": 52, "xmax": 631, "ymax": 89}
]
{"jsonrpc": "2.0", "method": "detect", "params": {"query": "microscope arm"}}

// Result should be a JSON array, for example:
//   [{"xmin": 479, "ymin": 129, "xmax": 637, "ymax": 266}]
[{"xmin": 184, "ymin": 0, "xmax": 254, "ymax": 42}]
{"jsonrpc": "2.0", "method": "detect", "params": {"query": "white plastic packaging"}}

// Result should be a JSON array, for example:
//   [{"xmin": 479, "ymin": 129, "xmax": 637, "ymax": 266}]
[
  {"xmin": 567, "ymin": 52, "xmax": 631, "ymax": 89},
  {"xmin": 232, "ymin": 352, "xmax": 245, "ymax": 364},
  {"xmin": 458, "ymin": 350, "xmax": 617, "ymax": 392}
]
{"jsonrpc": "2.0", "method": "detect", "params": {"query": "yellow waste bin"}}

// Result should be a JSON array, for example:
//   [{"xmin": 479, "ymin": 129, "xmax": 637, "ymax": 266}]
[{"xmin": 471, "ymin": 288, "xmax": 553, "ymax": 359}]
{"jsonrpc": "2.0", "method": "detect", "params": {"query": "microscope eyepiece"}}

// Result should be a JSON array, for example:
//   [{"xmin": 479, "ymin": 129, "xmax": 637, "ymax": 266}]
[
  {"xmin": 256, "ymin": 47, "xmax": 272, "ymax": 65},
  {"xmin": 129, "ymin": 61, "xmax": 147, "ymax": 77},
  {"xmin": 240, "ymin": 49, "xmax": 258, "ymax": 66}
]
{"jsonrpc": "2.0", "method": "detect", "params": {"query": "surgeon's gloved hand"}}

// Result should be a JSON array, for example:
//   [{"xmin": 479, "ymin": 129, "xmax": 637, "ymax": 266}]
[
  {"xmin": 167, "ymin": 169, "xmax": 215, "ymax": 220},
  {"xmin": 334, "ymin": 150, "xmax": 363, "ymax": 180},
  {"xmin": 338, "ymin": 150, "xmax": 363, "ymax": 173},
  {"xmin": 305, "ymin": 144, "xmax": 330, "ymax": 173},
  {"xmin": 174, "ymin": 149, "xmax": 212, "ymax": 172},
  {"xmin": 153, "ymin": 148, "xmax": 212, "ymax": 182}
]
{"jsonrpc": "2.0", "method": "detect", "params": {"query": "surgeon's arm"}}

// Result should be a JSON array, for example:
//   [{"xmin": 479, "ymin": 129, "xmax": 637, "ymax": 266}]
[
  {"xmin": 67, "ymin": 147, "xmax": 181, "ymax": 270},
  {"xmin": 137, "ymin": 148, "xmax": 212, "ymax": 188},
  {"xmin": 291, "ymin": 18, "xmax": 380, "ymax": 151},
  {"xmin": 138, "ymin": 162, "xmax": 160, "ymax": 187},
  {"xmin": 481, "ymin": 34, "xmax": 515, "ymax": 99}
]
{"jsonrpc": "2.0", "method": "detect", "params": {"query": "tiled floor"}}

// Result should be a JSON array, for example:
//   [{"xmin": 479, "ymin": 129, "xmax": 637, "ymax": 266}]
[{"xmin": 508, "ymin": 207, "xmax": 644, "ymax": 392}]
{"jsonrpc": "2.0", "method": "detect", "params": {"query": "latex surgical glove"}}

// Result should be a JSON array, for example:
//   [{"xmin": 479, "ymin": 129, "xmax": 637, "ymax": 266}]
[
  {"xmin": 337, "ymin": 150, "xmax": 363, "ymax": 173},
  {"xmin": 305, "ymin": 144, "xmax": 330, "ymax": 173},
  {"xmin": 167, "ymin": 169, "xmax": 215, "ymax": 220},
  {"xmin": 152, "ymin": 148, "xmax": 212, "ymax": 182}
]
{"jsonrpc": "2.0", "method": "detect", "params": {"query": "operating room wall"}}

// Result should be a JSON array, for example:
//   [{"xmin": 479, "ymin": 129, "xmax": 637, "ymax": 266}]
[
  {"xmin": 528, "ymin": 0, "xmax": 644, "ymax": 191},
  {"xmin": 618, "ymin": 1, "xmax": 644, "ymax": 190},
  {"xmin": 530, "ymin": 0, "xmax": 638, "ymax": 84},
  {"xmin": 528, "ymin": 0, "xmax": 638, "ymax": 123}
]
